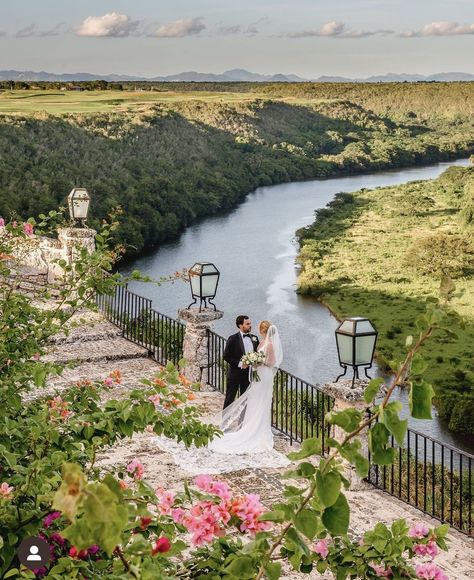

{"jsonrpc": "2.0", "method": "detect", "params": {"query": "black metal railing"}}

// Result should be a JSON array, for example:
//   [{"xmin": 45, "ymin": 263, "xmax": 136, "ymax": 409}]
[
  {"xmin": 97, "ymin": 281, "xmax": 473, "ymax": 537},
  {"xmin": 366, "ymin": 415, "xmax": 474, "ymax": 536},
  {"xmin": 96, "ymin": 281, "xmax": 185, "ymax": 366},
  {"xmin": 207, "ymin": 329, "xmax": 334, "ymax": 448}
]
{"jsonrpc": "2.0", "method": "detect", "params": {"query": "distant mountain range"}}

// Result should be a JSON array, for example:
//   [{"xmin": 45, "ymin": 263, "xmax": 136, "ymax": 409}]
[{"xmin": 1, "ymin": 68, "xmax": 474, "ymax": 83}]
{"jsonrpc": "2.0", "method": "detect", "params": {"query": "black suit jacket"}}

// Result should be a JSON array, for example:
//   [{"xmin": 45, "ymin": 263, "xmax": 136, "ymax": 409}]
[{"xmin": 223, "ymin": 332, "xmax": 259, "ymax": 370}]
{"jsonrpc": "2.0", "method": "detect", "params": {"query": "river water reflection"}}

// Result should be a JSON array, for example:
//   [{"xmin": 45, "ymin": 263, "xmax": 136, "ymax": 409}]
[{"xmin": 121, "ymin": 158, "xmax": 474, "ymax": 455}]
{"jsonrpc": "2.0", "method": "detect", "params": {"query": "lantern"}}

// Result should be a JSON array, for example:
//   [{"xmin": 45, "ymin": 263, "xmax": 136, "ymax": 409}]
[
  {"xmin": 335, "ymin": 317, "xmax": 377, "ymax": 386},
  {"xmin": 187, "ymin": 262, "xmax": 220, "ymax": 311},
  {"xmin": 68, "ymin": 188, "xmax": 90, "ymax": 225}
]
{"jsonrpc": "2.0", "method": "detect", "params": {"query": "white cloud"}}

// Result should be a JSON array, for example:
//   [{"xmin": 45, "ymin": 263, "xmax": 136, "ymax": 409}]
[
  {"xmin": 75, "ymin": 12, "xmax": 138, "ymax": 37},
  {"xmin": 401, "ymin": 21, "xmax": 474, "ymax": 37},
  {"xmin": 320, "ymin": 21, "xmax": 346, "ymax": 36},
  {"xmin": 152, "ymin": 18, "xmax": 205, "ymax": 38},
  {"xmin": 287, "ymin": 21, "xmax": 393, "ymax": 39}
]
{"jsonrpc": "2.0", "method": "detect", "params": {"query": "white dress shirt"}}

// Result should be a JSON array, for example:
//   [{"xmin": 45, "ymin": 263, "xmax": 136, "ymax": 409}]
[{"xmin": 238, "ymin": 331, "xmax": 254, "ymax": 369}]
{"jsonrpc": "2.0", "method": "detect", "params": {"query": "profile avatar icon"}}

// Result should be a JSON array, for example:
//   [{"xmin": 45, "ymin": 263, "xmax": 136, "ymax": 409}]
[
  {"xmin": 17, "ymin": 536, "xmax": 51, "ymax": 570},
  {"xmin": 27, "ymin": 545, "xmax": 42, "ymax": 561}
]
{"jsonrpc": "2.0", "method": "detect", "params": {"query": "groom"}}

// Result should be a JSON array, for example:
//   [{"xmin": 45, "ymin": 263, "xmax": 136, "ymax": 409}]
[{"xmin": 222, "ymin": 315, "xmax": 259, "ymax": 409}]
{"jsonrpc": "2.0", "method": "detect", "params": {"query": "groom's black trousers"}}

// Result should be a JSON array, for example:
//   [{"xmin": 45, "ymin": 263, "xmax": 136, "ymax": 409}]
[{"xmin": 223, "ymin": 368, "xmax": 250, "ymax": 409}]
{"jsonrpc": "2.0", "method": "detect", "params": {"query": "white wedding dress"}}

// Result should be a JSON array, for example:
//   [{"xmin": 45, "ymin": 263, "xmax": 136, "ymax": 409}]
[{"xmin": 155, "ymin": 325, "xmax": 291, "ymax": 474}]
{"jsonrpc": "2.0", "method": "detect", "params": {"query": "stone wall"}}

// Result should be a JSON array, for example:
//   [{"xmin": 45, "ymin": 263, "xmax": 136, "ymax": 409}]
[{"xmin": 7, "ymin": 227, "xmax": 96, "ymax": 284}]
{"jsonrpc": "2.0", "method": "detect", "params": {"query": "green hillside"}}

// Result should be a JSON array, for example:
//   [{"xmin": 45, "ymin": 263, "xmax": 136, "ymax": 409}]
[{"xmin": 0, "ymin": 84, "xmax": 473, "ymax": 257}]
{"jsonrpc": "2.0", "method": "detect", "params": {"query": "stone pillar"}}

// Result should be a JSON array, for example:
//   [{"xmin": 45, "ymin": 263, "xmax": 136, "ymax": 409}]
[
  {"xmin": 322, "ymin": 378, "xmax": 373, "ymax": 491},
  {"xmin": 178, "ymin": 308, "xmax": 224, "ymax": 388},
  {"xmin": 53, "ymin": 227, "xmax": 96, "ymax": 281}
]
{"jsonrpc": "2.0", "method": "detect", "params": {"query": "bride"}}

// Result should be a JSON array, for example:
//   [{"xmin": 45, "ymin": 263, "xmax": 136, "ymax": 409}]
[{"xmin": 155, "ymin": 321, "xmax": 290, "ymax": 474}]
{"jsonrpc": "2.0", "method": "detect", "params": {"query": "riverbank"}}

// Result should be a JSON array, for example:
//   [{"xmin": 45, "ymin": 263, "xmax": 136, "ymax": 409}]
[{"xmin": 297, "ymin": 164, "xmax": 474, "ymax": 435}]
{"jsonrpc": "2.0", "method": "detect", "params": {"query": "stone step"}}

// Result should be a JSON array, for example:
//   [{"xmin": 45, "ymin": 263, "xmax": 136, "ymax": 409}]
[
  {"xmin": 26, "ymin": 357, "xmax": 161, "ymax": 402},
  {"xmin": 43, "ymin": 336, "xmax": 149, "ymax": 366},
  {"xmin": 49, "ymin": 321, "xmax": 123, "ymax": 345}
]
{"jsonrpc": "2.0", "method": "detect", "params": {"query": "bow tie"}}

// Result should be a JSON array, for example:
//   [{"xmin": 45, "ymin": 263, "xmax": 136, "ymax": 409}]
[{"xmin": 243, "ymin": 333, "xmax": 251, "ymax": 338}]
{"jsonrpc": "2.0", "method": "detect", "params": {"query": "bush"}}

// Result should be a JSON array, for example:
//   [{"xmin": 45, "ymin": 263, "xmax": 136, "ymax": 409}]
[{"xmin": 405, "ymin": 232, "xmax": 474, "ymax": 278}]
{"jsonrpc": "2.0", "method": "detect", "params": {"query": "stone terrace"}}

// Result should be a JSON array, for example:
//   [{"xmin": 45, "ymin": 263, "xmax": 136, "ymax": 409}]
[{"xmin": 39, "ymin": 310, "xmax": 474, "ymax": 579}]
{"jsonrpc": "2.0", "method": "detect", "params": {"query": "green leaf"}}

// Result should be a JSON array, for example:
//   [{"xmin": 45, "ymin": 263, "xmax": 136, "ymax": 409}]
[
  {"xmin": 286, "ymin": 527, "xmax": 311, "ymax": 557},
  {"xmin": 409, "ymin": 380, "xmax": 435, "ymax": 419},
  {"xmin": 259, "ymin": 510, "xmax": 287, "ymax": 523},
  {"xmin": 294, "ymin": 509, "xmax": 320, "ymax": 540},
  {"xmin": 298, "ymin": 462, "xmax": 316, "ymax": 477},
  {"xmin": 340, "ymin": 441, "xmax": 369, "ymax": 478},
  {"xmin": 224, "ymin": 556, "xmax": 256, "ymax": 579},
  {"xmin": 364, "ymin": 378, "xmax": 384, "ymax": 404},
  {"xmin": 316, "ymin": 470, "xmax": 341, "ymax": 508},
  {"xmin": 372, "ymin": 447, "xmax": 396, "ymax": 465},
  {"xmin": 321, "ymin": 492, "xmax": 349, "ymax": 536},
  {"xmin": 381, "ymin": 402, "xmax": 407, "ymax": 446},
  {"xmin": 287, "ymin": 437, "xmax": 321, "ymax": 460},
  {"xmin": 368, "ymin": 423, "xmax": 396, "ymax": 465},
  {"xmin": 265, "ymin": 562, "xmax": 282, "ymax": 580},
  {"xmin": 391, "ymin": 519, "xmax": 409, "ymax": 537},
  {"xmin": 411, "ymin": 354, "xmax": 428, "ymax": 376},
  {"xmin": 368, "ymin": 422, "xmax": 390, "ymax": 451},
  {"xmin": 3, "ymin": 570, "xmax": 20, "ymax": 578},
  {"xmin": 434, "ymin": 523, "xmax": 450, "ymax": 539},
  {"xmin": 62, "ymin": 481, "xmax": 129, "ymax": 556},
  {"xmin": 326, "ymin": 408, "xmax": 362, "ymax": 433}
]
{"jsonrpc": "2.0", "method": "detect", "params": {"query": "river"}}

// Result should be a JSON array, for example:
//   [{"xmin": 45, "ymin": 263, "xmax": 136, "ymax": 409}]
[{"xmin": 120, "ymin": 158, "xmax": 474, "ymax": 455}]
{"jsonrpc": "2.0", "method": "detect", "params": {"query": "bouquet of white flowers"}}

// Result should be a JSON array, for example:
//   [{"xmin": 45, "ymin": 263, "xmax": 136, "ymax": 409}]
[{"xmin": 240, "ymin": 350, "xmax": 266, "ymax": 382}]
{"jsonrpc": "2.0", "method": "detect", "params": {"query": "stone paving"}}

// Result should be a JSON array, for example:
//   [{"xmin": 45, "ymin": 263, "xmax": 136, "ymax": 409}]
[{"xmin": 41, "ymin": 310, "xmax": 474, "ymax": 579}]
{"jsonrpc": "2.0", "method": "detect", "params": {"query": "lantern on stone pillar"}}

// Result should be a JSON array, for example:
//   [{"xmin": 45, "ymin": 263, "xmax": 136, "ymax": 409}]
[
  {"xmin": 335, "ymin": 317, "xmax": 377, "ymax": 386},
  {"xmin": 68, "ymin": 188, "xmax": 91, "ymax": 226},
  {"xmin": 187, "ymin": 262, "xmax": 220, "ymax": 312}
]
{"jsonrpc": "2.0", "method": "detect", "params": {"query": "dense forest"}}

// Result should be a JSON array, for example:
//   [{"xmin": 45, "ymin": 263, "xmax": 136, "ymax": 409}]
[
  {"xmin": 297, "ymin": 165, "xmax": 474, "ymax": 434},
  {"xmin": 0, "ymin": 83, "xmax": 473, "ymax": 257}
]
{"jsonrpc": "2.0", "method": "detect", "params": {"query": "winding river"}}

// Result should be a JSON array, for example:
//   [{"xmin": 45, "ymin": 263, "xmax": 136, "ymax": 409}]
[{"xmin": 120, "ymin": 158, "xmax": 474, "ymax": 455}]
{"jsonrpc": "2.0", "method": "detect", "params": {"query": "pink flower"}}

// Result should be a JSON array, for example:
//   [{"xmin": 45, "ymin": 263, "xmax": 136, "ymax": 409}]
[
  {"xmin": 370, "ymin": 562, "xmax": 393, "ymax": 578},
  {"xmin": 155, "ymin": 488, "xmax": 175, "ymax": 515},
  {"xmin": 193, "ymin": 475, "xmax": 232, "ymax": 501},
  {"xmin": 0, "ymin": 482, "xmax": 13, "ymax": 498},
  {"xmin": 230, "ymin": 493, "xmax": 271, "ymax": 536},
  {"xmin": 49, "ymin": 532, "xmax": 66, "ymax": 547},
  {"xmin": 23, "ymin": 222, "xmax": 34, "ymax": 236},
  {"xmin": 413, "ymin": 540, "xmax": 438, "ymax": 559},
  {"xmin": 194, "ymin": 475, "xmax": 213, "ymax": 491},
  {"xmin": 31, "ymin": 353, "xmax": 40, "ymax": 361},
  {"xmin": 415, "ymin": 563, "xmax": 448, "ymax": 580},
  {"xmin": 172, "ymin": 507, "xmax": 185, "ymax": 524},
  {"xmin": 313, "ymin": 539, "xmax": 329, "ymax": 559},
  {"xmin": 119, "ymin": 479, "xmax": 129, "ymax": 490},
  {"xmin": 409, "ymin": 523, "xmax": 430, "ymax": 539},
  {"xmin": 43, "ymin": 511, "xmax": 61, "ymax": 528},
  {"xmin": 178, "ymin": 499, "xmax": 229, "ymax": 546},
  {"xmin": 126, "ymin": 459, "xmax": 144, "ymax": 480},
  {"xmin": 148, "ymin": 394, "xmax": 161, "ymax": 405},
  {"xmin": 104, "ymin": 377, "xmax": 114, "ymax": 387},
  {"xmin": 0, "ymin": 217, "xmax": 4, "ymax": 227}
]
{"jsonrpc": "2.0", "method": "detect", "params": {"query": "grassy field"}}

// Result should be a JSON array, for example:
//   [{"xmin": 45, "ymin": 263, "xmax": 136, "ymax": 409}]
[
  {"xmin": 0, "ymin": 89, "xmax": 272, "ymax": 114},
  {"xmin": 297, "ymin": 166, "xmax": 474, "ymax": 433}
]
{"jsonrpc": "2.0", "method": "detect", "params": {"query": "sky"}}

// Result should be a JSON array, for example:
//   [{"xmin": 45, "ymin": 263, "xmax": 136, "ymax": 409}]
[{"xmin": 1, "ymin": 0, "xmax": 473, "ymax": 78}]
